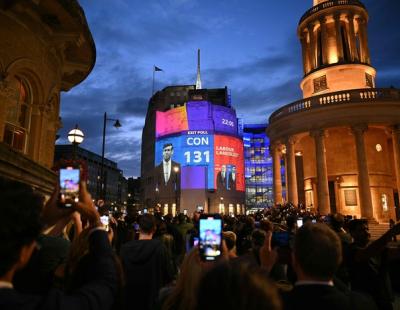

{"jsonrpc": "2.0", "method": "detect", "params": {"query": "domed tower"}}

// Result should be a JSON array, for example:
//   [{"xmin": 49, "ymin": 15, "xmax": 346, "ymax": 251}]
[{"xmin": 299, "ymin": 0, "xmax": 375, "ymax": 98}]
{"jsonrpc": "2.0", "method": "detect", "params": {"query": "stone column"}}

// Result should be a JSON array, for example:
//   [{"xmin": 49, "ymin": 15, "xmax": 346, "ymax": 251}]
[
  {"xmin": 300, "ymin": 33, "xmax": 310, "ymax": 74},
  {"xmin": 356, "ymin": 17, "xmax": 370, "ymax": 64},
  {"xmin": 333, "ymin": 13, "xmax": 344, "ymax": 62},
  {"xmin": 392, "ymin": 126, "xmax": 400, "ymax": 203},
  {"xmin": 307, "ymin": 24, "xmax": 316, "ymax": 70},
  {"xmin": 286, "ymin": 137, "xmax": 298, "ymax": 205},
  {"xmin": 311, "ymin": 129, "xmax": 330, "ymax": 215},
  {"xmin": 284, "ymin": 154, "xmax": 288, "ymax": 203},
  {"xmin": 319, "ymin": 17, "xmax": 329, "ymax": 65},
  {"xmin": 346, "ymin": 13, "xmax": 358, "ymax": 62},
  {"xmin": 352, "ymin": 125, "xmax": 374, "ymax": 219},
  {"xmin": 271, "ymin": 143, "xmax": 283, "ymax": 205}
]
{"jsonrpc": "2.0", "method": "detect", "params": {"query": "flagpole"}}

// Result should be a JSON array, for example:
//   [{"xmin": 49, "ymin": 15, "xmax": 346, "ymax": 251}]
[{"xmin": 152, "ymin": 65, "xmax": 155, "ymax": 96}]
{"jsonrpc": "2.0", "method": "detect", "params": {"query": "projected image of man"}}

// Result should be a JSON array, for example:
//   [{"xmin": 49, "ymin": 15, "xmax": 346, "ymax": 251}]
[
  {"xmin": 217, "ymin": 164, "xmax": 227, "ymax": 190},
  {"xmin": 228, "ymin": 165, "xmax": 237, "ymax": 191},
  {"xmin": 156, "ymin": 143, "xmax": 180, "ymax": 199}
]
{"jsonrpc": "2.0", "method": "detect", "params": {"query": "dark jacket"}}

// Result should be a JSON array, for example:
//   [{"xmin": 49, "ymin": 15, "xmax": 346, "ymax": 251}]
[
  {"xmin": 0, "ymin": 230, "xmax": 118, "ymax": 310},
  {"xmin": 155, "ymin": 161, "xmax": 180, "ymax": 200},
  {"xmin": 283, "ymin": 284, "xmax": 378, "ymax": 310},
  {"xmin": 120, "ymin": 239, "xmax": 173, "ymax": 310}
]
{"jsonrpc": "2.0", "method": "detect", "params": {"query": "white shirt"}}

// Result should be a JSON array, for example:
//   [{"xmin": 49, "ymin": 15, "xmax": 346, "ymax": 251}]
[{"xmin": 163, "ymin": 160, "xmax": 171, "ymax": 184}]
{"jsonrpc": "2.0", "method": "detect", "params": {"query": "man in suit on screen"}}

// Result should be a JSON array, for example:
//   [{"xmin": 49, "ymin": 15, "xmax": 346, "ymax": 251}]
[{"xmin": 155, "ymin": 143, "xmax": 180, "ymax": 201}]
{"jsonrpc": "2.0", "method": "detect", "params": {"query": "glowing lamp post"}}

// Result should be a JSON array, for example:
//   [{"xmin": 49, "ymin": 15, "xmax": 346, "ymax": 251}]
[
  {"xmin": 67, "ymin": 124, "xmax": 84, "ymax": 159},
  {"xmin": 100, "ymin": 112, "xmax": 121, "ymax": 201}
]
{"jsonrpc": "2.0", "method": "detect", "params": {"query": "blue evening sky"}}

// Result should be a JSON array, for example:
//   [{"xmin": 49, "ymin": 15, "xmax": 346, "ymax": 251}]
[{"xmin": 58, "ymin": 0, "xmax": 400, "ymax": 177}]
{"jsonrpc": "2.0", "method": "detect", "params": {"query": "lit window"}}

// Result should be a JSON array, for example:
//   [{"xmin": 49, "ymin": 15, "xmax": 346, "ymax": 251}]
[{"xmin": 3, "ymin": 77, "xmax": 31, "ymax": 152}]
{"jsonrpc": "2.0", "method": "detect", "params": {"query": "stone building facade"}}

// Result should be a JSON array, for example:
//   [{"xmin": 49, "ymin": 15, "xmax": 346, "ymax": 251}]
[
  {"xmin": 267, "ymin": 0, "xmax": 400, "ymax": 222},
  {"xmin": 0, "ymin": 1, "xmax": 95, "ymax": 194}
]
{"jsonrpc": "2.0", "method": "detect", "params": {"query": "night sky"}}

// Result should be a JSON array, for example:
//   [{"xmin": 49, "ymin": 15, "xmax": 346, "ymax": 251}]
[{"xmin": 58, "ymin": 0, "xmax": 400, "ymax": 177}]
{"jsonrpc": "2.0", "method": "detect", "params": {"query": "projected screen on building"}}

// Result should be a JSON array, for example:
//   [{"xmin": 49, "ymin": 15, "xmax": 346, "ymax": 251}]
[{"xmin": 154, "ymin": 101, "xmax": 244, "ymax": 194}]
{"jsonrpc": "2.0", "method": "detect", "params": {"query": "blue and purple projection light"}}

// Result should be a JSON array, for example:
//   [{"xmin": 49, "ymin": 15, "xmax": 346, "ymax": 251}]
[{"xmin": 155, "ymin": 100, "xmax": 244, "ymax": 191}]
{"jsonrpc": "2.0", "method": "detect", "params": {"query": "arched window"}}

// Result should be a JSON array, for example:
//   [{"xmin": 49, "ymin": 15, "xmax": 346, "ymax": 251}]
[{"xmin": 3, "ymin": 76, "xmax": 31, "ymax": 152}]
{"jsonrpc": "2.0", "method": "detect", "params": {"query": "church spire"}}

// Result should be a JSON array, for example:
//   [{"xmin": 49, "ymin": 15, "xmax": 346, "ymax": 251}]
[{"xmin": 195, "ymin": 49, "xmax": 202, "ymax": 89}]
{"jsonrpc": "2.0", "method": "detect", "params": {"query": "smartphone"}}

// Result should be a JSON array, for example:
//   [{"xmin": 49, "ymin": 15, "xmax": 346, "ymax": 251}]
[
  {"xmin": 183, "ymin": 209, "xmax": 188, "ymax": 216},
  {"xmin": 272, "ymin": 231, "xmax": 290, "ymax": 247},
  {"xmin": 59, "ymin": 165, "xmax": 80, "ymax": 208},
  {"xmin": 199, "ymin": 214, "xmax": 222, "ymax": 261},
  {"xmin": 100, "ymin": 215, "xmax": 110, "ymax": 231},
  {"xmin": 143, "ymin": 208, "xmax": 148, "ymax": 214},
  {"xmin": 297, "ymin": 218, "xmax": 303, "ymax": 228}
]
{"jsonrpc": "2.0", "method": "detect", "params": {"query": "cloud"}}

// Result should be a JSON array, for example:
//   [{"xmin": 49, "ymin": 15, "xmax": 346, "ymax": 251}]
[{"xmin": 59, "ymin": 0, "xmax": 399, "ymax": 179}]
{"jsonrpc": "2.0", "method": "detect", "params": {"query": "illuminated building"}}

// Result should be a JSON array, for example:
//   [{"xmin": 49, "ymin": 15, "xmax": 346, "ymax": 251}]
[
  {"xmin": 243, "ymin": 124, "xmax": 286, "ymax": 209},
  {"xmin": 54, "ymin": 145, "xmax": 127, "ymax": 205},
  {"xmin": 267, "ymin": 0, "xmax": 400, "ymax": 222},
  {"xmin": 141, "ymin": 86, "xmax": 245, "ymax": 215},
  {"xmin": 0, "ymin": 1, "xmax": 95, "ymax": 195}
]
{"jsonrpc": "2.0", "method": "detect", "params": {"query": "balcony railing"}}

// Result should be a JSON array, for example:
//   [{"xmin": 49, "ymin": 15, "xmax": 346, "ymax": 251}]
[
  {"xmin": 269, "ymin": 88, "xmax": 400, "ymax": 123},
  {"xmin": 299, "ymin": 0, "xmax": 366, "ymax": 25}
]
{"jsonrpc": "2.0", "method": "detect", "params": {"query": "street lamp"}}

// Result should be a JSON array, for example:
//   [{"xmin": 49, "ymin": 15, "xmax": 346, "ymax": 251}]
[
  {"xmin": 100, "ymin": 112, "xmax": 121, "ymax": 201},
  {"xmin": 67, "ymin": 124, "xmax": 84, "ymax": 159},
  {"xmin": 219, "ymin": 196, "xmax": 224, "ymax": 214}
]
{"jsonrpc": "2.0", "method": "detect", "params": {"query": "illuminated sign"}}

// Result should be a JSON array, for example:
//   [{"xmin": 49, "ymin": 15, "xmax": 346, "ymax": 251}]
[
  {"xmin": 156, "ymin": 101, "xmax": 238, "ymax": 138},
  {"xmin": 154, "ymin": 101, "xmax": 244, "ymax": 195}
]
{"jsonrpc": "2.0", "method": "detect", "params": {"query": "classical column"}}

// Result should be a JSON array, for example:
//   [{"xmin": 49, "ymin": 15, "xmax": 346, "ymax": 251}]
[
  {"xmin": 300, "ymin": 33, "xmax": 310, "ymax": 74},
  {"xmin": 271, "ymin": 143, "xmax": 283, "ymax": 205},
  {"xmin": 346, "ymin": 13, "xmax": 358, "ymax": 62},
  {"xmin": 352, "ymin": 125, "xmax": 373, "ymax": 218},
  {"xmin": 319, "ymin": 17, "xmax": 329, "ymax": 65},
  {"xmin": 392, "ymin": 126, "xmax": 400, "ymax": 202},
  {"xmin": 311, "ymin": 129, "xmax": 330, "ymax": 215},
  {"xmin": 333, "ymin": 13, "xmax": 344, "ymax": 62},
  {"xmin": 286, "ymin": 137, "xmax": 298, "ymax": 205},
  {"xmin": 307, "ymin": 24, "xmax": 316, "ymax": 70},
  {"xmin": 356, "ymin": 17, "xmax": 370, "ymax": 64}
]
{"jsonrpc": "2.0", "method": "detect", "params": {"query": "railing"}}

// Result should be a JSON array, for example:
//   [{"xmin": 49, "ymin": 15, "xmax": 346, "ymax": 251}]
[
  {"xmin": 299, "ymin": 0, "xmax": 366, "ymax": 25},
  {"xmin": 269, "ymin": 88, "xmax": 400, "ymax": 123}
]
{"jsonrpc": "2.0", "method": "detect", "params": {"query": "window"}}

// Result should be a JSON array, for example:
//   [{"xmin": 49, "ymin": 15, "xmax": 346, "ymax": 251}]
[
  {"xmin": 344, "ymin": 189, "xmax": 357, "ymax": 206},
  {"xmin": 313, "ymin": 75, "xmax": 327, "ymax": 93},
  {"xmin": 365, "ymin": 73, "xmax": 373, "ymax": 88},
  {"xmin": 3, "ymin": 77, "xmax": 31, "ymax": 152},
  {"xmin": 381, "ymin": 194, "xmax": 388, "ymax": 212}
]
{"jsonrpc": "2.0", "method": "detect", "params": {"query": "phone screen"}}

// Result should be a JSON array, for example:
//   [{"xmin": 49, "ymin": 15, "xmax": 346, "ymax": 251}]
[
  {"xmin": 59, "ymin": 167, "xmax": 80, "ymax": 207},
  {"xmin": 297, "ymin": 218, "xmax": 303, "ymax": 228},
  {"xmin": 199, "ymin": 215, "xmax": 222, "ymax": 261},
  {"xmin": 100, "ymin": 215, "xmax": 110, "ymax": 231}
]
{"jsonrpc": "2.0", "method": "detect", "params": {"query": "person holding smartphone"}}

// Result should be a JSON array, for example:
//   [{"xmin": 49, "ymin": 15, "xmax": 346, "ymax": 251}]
[{"xmin": 0, "ymin": 176, "xmax": 119, "ymax": 310}]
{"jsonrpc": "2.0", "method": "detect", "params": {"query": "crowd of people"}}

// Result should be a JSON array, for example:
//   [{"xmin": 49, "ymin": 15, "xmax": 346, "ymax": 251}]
[{"xmin": 1, "ymin": 176, "xmax": 400, "ymax": 310}]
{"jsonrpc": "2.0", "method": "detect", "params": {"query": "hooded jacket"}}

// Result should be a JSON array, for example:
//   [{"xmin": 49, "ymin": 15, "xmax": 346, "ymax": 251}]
[{"xmin": 120, "ymin": 239, "xmax": 173, "ymax": 310}]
